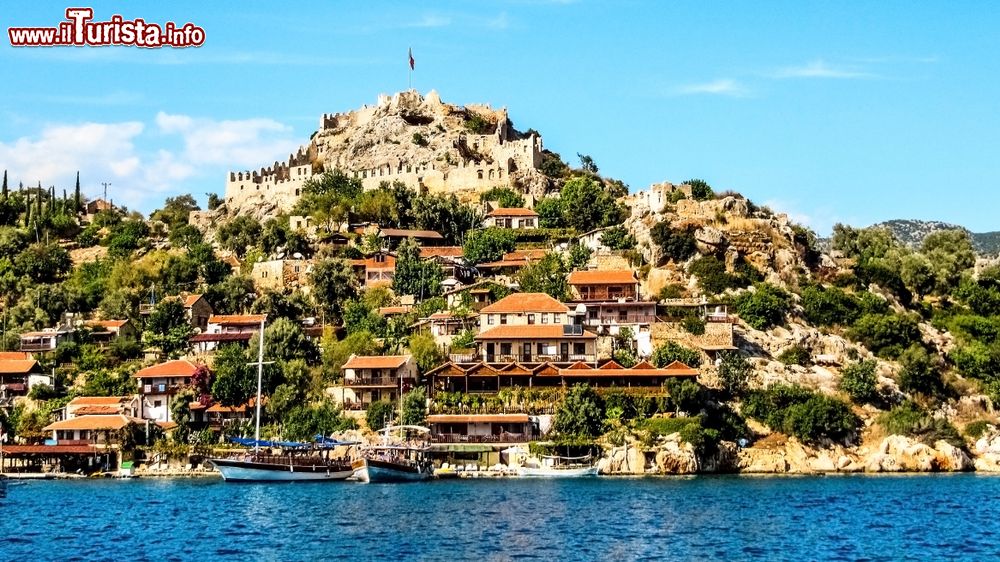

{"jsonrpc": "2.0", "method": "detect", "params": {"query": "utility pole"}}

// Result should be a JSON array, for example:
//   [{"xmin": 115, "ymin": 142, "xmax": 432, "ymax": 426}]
[{"xmin": 101, "ymin": 182, "xmax": 111, "ymax": 203}]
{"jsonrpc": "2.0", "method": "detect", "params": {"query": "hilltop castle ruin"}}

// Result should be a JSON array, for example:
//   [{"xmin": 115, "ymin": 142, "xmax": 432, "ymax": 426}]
[{"xmin": 223, "ymin": 90, "xmax": 549, "ymax": 216}]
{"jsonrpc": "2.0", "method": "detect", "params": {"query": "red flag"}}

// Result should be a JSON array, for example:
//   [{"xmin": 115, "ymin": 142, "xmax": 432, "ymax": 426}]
[{"xmin": 408, "ymin": 48, "xmax": 415, "ymax": 70}]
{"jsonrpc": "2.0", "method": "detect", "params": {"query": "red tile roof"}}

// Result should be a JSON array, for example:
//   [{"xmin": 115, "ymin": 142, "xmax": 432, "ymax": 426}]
[
  {"xmin": 487, "ymin": 207, "xmax": 539, "ymax": 217},
  {"xmin": 72, "ymin": 406, "xmax": 122, "ymax": 415},
  {"xmin": 351, "ymin": 255, "xmax": 397, "ymax": 270},
  {"xmin": 44, "ymin": 414, "xmax": 138, "ymax": 431},
  {"xmin": 556, "ymin": 360, "xmax": 698, "ymax": 377},
  {"xmin": 0, "ymin": 359, "xmax": 40, "ymax": 375},
  {"xmin": 183, "ymin": 294, "xmax": 204, "ymax": 307},
  {"xmin": 190, "ymin": 332, "xmax": 253, "ymax": 343},
  {"xmin": 208, "ymin": 314, "xmax": 266, "ymax": 326},
  {"xmin": 1, "ymin": 445, "xmax": 97, "ymax": 455},
  {"xmin": 68, "ymin": 396, "xmax": 129, "ymax": 407},
  {"xmin": 419, "ymin": 246, "xmax": 464, "ymax": 258},
  {"xmin": 342, "ymin": 354, "xmax": 411, "ymax": 370},
  {"xmin": 86, "ymin": 319, "xmax": 129, "ymax": 329},
  {"xmin": 504, "ymin": 249, "xmax": 549, "ymax": 261},
  {"xmin": 0, "ymin": 352, "xmax": 29, "ymax": 360},
  {"xmin": 568, "ymin": 270, "xmax": 638, "ymax": 285},
  {"xmin": 475, "ymin": 325, "xmax": 597, "ymax": 340},
  {"xmin": 480, "ymin": 293, "xmax": 568, "ymax": 314},
  {"xmin": 134, "ymin": 359, "xmax": 202, "ymax": 379}
]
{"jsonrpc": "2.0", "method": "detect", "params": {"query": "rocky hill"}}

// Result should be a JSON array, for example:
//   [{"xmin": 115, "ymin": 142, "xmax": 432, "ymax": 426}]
[{"xmin": 875, "ymin": 219, "xmax": 1000, "ymax": 255}]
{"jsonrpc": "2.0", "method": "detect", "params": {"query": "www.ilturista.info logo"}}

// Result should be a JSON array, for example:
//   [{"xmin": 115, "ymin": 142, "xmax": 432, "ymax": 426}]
[{"xmin": 8, "ymin": 8, "xmax": 205, "ymax": 48}]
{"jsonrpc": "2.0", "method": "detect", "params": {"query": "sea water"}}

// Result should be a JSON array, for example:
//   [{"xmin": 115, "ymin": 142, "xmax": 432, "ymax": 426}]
[{"xmin": 1, "ymin": 474, "xmax": 998, "ymax": 561}]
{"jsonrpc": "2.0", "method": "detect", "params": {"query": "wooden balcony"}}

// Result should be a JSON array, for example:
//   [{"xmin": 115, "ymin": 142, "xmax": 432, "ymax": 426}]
[
  {"xmin": 430, "ymin": 432, "xmax": 534, "ymax": 444},
  {"xmin": 343, "ymin": 377, "xmax": 407, "ymax": 388}
]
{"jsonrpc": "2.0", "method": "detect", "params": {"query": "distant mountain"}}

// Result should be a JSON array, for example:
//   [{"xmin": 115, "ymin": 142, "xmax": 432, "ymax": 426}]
[{"xmin": 874, "ymin": 219, "xmax": 1000, "ymax": 256}]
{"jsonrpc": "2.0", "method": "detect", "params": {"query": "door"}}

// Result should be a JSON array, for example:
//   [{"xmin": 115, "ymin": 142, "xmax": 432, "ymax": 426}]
[
  {"xmin": 486, "ymin": 342, "xmax": 495, "ymax": 362},
  {"xmin": 560, "ymin": 342, "xmax": 569, "ymax": 362},
  {"xmin": 522, "ymin": 342, "xmax": 532, "ymax": 362}
]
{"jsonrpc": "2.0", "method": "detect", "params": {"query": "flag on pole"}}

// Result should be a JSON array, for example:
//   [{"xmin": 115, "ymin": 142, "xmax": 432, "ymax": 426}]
[{"xmin": 409, "ymin": 48, "xmax": 415, "ymax": 70}]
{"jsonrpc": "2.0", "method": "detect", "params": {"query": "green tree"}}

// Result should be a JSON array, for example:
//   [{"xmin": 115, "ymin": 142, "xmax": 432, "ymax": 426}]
[
  {"xmin": 106, "ymin": 220, "xmax": 150, "ymax": 259},
  {"xmin": 210, "ymin": 344, "xmax": 253, "ymax": 406},
  {"xmin": 216, "ymin": 215, "xmax": 262, "ymax": 258},
  {"xmin": 408, "ymin": 333, "xmax": 444, "ymax": 373},
  {"xmin": 839, "ymin": 360, "xmax": 879, "ymax": 404},
  {"xmin": 846, "ymin": 313, "xmax": 921, "ymax": 359},
  {"xmin": 567, "ymin": 243, "xmax": 592, "ymax": 270},
  {"xmin": 651, "ymin": 341, "xmax": 702, "ymax": 368},
  {"xmin": 535, "ymin": 197, "xmax": 565, "ymax": 228},
  {"xmin": 553, "ymin": 384, "xmax": 605, "ymax": 438},
  {"xmin": 898, "ymin": 344, "xmax": 944, "ymax": 397},
  {"xmin": 205, "ymin": 275, "xmax": 257, "ymax": 315},
  {"xmin": 401, "ymin": 388, "xmax": 427, "ymax": 426},
  {"xmin": 248, "ymin": 317, "xmax": 319, "ymax": 364},
  {"xmin": 735, "ymin": 283, "xmax": 791, "ymax": 330},
  {"xmin": 685, "ymin": 179, "xmax": 714, "ymax": 201},
  {"xmin": 479, "ymin": 187, "xmax": 525, "ymax": 208},
  {"xmin": 392, "ymin": 237, "xmax": 444, "ymax": 298},
  {"xmin": 294, "ymin": 169, "xmax": 363, "ymax": 229},
  {"xmin": 650, "ymin": 222, "xmax": 696, "ymax": 264},
  {"xmin": 921, "ymin": 229, "xmax": 976, "ymax": 295},
  {"xmin": 170, "ymin": 388, "xmax": 197, "ymax": 443},
  {"xmin": 462, "ymin": 227, "xmax": 516, "ymax": 264},
  {"xmin": 366, "ymin": 400, "xmax": 396, "ymax": 431},
  {"xmin": 516, "ymin": 253, "xmax": 569, "ymax": 300},
  {"xmin": 600, "ymin": 226, "xmax": 636, "ymax": 251},
  {"xmin": 310, "ymin": 258, "xmax": 359, "ymax": 323},
  {"xmin": 558, "ymin": 176, "xmax": 625, "ymax": 231},
  {"xmin": 717, "ymin": 350, "xmax": 752, "ymax": 396},
  {"xmin": 14, "ymin": 242, "xmax": 72, "ymax": 283},
  {"xmin": 323, "ymin": 330, "xmax": 381, "ymax": 381},
  {"xmin": 143, "ymin": 298, "xmax": 194, "ymax": 357},
  {"xmin": 151, "ymin": 194, "xmax": 199, "ymax": 228}
]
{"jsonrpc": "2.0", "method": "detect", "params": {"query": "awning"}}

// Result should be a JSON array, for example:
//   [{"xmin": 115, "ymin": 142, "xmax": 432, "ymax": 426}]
[{"xmin": 430, "ymin": 444, "xmax": 495, "ymax": 453}]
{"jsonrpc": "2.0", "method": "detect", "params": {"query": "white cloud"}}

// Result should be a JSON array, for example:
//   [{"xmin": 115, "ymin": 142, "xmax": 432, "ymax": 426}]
[
  {"xmin": 154, "ymin": 111, "xmax": 298, "ymax": 167},
  {"xmin": 0, "ymin": 113, "xmax": 299, "ymax": 212},
  {"xmin": 771, "ymin": 60, "xmax": 874, "ymax": 79},
  {"xmin": 674, "ymin": 79, "xmax": 749, "ymax": 97}
]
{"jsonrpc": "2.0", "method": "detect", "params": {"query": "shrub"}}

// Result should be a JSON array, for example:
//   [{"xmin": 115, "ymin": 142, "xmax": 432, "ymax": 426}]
[
  {"xmin": 744, "ymin": 384, "xmax": 858, "ymax": 443},
  {"xmin": 735, "ymin": 283, "xmax": 791, "ymax": 330},
  {"xmin": 877, "ymin": 401, "xmax": 963, "ymax": 448},
  {"xmin": 664, "ymin": 378, "xmax": 708, "ymax": 414},
  {"xmin": 553, "ymin": 384, "xmax": 605, "ymax": 438},
  {"xmin": 717, "ymin": 350, "xmax": 752, "ymax": 396},
  {"xmin": 965, "ymin": 420, "xmax": 991, "ymax": 440},
  {"xmin": 650, "ymin": 222, "xmax": 696, "ymax": 264},
  {"xmin": 658, "ymin": 283, "xmax": 686, "ymax": 300},
  {"xmin": 685, "ymin": 179, "xmax": 714, "ymax": 201},
  {"xmin": 681, "ymin": 314, "xmax": 706, "ymax": 335},
  {"xmin": 777, "ymin": 345, "xmax": 811, "ymax": 367},
  {"xmin": 897, "ymin": 344, "xmax": 944, "ymax": 397},
  {"xmin": 479, "ymin": 187, "xmax": 525, "ymax": 209},
  {"xmin": 651, "ymin": 341, "xmax": 702, "ymax": 368},
  {"xmin": 600, "ymin": 226, "xmax": 636, "ymax": 251},
  {"xmin": 839, "ymin": 360, "xmax": 879, "ymax": 404},
  {"xmin": 846, "ymin": 313, "xmax": 922, "ymax": 359},
  {"xmin": 412, "ymin": 132, "xmax": 428, "ymax": 147},
  {"xmin": 365, "ymin": 400, "xmax": 396, "ymax": 431}
]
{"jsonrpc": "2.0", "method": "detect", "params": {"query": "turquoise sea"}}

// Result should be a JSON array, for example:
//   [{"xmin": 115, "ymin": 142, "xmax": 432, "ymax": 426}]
[{"xmin": 1, "ymin": 474, "xmax": 998, "ymax": 561}]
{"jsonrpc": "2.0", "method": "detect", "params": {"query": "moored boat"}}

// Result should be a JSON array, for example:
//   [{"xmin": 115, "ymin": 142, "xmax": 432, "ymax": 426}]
[
  {"xmin": 353, "ymin": 425, "xmax": 433, "ymax": 483},
  {"xmin": 210, "ymin": 437, "xmax": 358, "ymax": 482},
  {"xmin": 516, "ymin": 454, "xmax": 599, "ymax": 478}
]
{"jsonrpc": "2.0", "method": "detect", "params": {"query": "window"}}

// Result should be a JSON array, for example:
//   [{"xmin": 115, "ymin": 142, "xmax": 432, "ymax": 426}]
[
  {"xmin": 500, "ymin": 314, "xmax": 508, "ymax": 325},
  {"xmin": 619, "ymin": 309, "xmax": 628, "ymax": 322},
  {"xmin": 527, "ymin": 314, "xmax": 535, "ymax": 325},
  {"xmin": 488, "ymin": 315, "xmax": 495, "ymax": 326},
  {"xmin": 574, "ymin": 343, "xmax": 586, "ymax": 356},
  {"xmin": 154, "ymin": 400, "xmax": 162, "ymax": 408},
  {"xmin": 541, "ymin": 314, "xmax": 548, "ymax": 324}
]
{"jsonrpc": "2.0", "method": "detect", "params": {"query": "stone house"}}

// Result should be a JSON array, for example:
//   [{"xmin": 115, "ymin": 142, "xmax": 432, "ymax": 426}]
[
  {"xmin": 251, "ymin": 259, "xmax": 313, "ymax": 292},
  {"xmin": 338, "ymin": 354, "xmax": 418, "ymax": 413},
  {"xmin": 134, "ymin": 359, "xmax": 203, "ymax": 422}
]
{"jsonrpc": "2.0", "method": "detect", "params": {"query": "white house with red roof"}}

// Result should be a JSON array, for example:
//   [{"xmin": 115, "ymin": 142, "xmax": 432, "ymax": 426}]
[
  {"xmin": 471, "ymin": 293, "xmax": 596, "ymax": 363},
  {"xmin": 484, "ymin": 207, "xmax": 538, "ymax": 229},
  {"xmin": 134, "ymin": 359, "xmax": 204, "ymax": 422},
  {"xmin": 339, "ymin": 354, "xmax": 417, "ymax": 412}
]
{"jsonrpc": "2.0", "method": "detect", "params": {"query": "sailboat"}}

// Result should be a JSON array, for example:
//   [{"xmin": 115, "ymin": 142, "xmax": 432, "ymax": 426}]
[
  {"xmin": 351, "ymin": 425, "xmax": 434, "ymax": 483},
  {"xmin": 209, "ymin": 316, "xmax": 357, "ymax": 482},
  {"xmin": 516, "ymin": 454, "xmax": 599, "ymax": 478}
]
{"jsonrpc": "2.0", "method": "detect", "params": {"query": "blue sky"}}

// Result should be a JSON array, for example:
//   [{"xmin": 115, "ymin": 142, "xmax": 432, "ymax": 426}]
[{"xmin": 1, "ymin": 1, "xmax": 998, "ymax": 235}]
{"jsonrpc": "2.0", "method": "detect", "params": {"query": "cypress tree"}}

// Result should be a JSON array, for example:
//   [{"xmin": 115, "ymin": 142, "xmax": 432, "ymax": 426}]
[
  {"xmin": 1, "ymin": 170, "xmax": 7, "ymax": 198},
  {"xmin": 74, "ymin": 171, "xmax": 81, "ymax": 212},
  {"xmin": 24, "ymin": 195, "xmax": 31, "ymax": 226},
  {"xmin": 35, "ymin": 183, "xmax": 42, "ymax": 216},
  {"xmin": 49, "ymin": 185, "xmax": 56, "ymax": 214}
]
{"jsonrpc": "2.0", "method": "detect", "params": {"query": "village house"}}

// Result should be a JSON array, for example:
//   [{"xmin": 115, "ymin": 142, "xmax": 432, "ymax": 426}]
[
  {"xmin": 338, "ymin": 354, "xmax": 418, "ymax": 413},
  {"xmin": 134, "ymin": 359, "xmax": 203, "ymax": 422},
  {"xmin": 484, "ymin": 207, "xmax": 539, "ymax": 229},
  {"xmin": 43, "ymin": 414, "xmax": 139, "ymax": 446},
  {"xmin": 472, "ymin": 293, "xmax": 597, "ymax": 364},
  {"xmin": 351, "ymin": 253, "xmax": 396, "ymax": 288},
  {"xmin": 414, "ymin": 311, "xmax": 478, "ymax": 349},
  {"xmin": 251, "ymin": 258, "xmax": 313, "ymax": 292},
  {"xmin": 84, "ymin": 319, "xmax": 139, "ymax": 347},
  {"xmin": 19, "ymin": 327, "xmax": 74, "ymax": 354},
  {"xmin": 476, "ymin": 248, "xmax": 550, "ymax": 279},
  {"xmin": 84, "ymin": 198, "xmax": 114, "ymax": 216},
  {"xmin": 140, "ymin": 294, "xmax": 214, "ymax": 332},
  {"xmin": 0, "ymin": 358, "xmax": 45, "ymax": 405},
  {"xmin": 191, "ymin": 314, "xmax": 264, "ymax": 353},
  {"xmin": 419, "ymin": 246, "xmax": 474, "ymax": 282},
  {"xmin": 567, "ymin": 270, "xmax": 657, "ymax": 344}
]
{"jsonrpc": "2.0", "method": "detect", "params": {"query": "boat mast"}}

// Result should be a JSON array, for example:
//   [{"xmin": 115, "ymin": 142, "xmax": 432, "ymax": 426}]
[{"xmin": 252, "ymin": 315, "xmax": 268, "ymax": 454}]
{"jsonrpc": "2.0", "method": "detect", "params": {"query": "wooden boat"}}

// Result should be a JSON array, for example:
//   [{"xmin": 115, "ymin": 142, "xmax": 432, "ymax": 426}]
[
  {"xmin": 212, "ymin": 450, "xmax": 355, "ymax": 482},
  {"xmin": 352, "ymin": 425, "xmax": 433, "ymax": 483},
  {"xmin": 516, "ymin": 454, "xmax": 599, "ymax": 478}
]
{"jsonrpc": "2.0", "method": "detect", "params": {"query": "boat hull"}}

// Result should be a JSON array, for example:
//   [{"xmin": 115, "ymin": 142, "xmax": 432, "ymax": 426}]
[
  {"xmin": 516, "ymin": 466, "xmax": 599, "ymax": 478},
  {"xmin": 352, "ymin": 459, "xmax": 432, "ymax": 483},
  {"xmin": 211, "ymin": 459, "xmax": 355, "ymax": 482}
]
